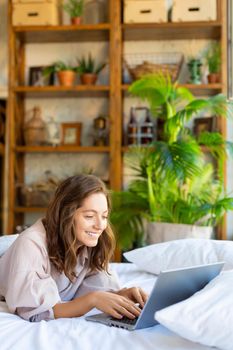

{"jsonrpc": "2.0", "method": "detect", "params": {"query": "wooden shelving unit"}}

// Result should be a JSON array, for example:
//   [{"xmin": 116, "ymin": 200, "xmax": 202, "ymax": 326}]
[
  {"xmin": 122, "ymin": 21, "xmax": 222, "ymax": 41},
  {"xmin": 0, "ymin": 100, "xmax": 7, "ymax": 233},
  {"xmin": 122, "ymin": 83, "xmax": 223, "ymax": 96},
  {"xmin": 13, "ymin": 24, "xmax": 111, "ymax": 43},
  {"xmin": 6, "ymin": 0, "xmax": 227, "ymax": 238},
  {"xmin": 15, "ymin": 146, "xmax": 110, "ymax": 153}
]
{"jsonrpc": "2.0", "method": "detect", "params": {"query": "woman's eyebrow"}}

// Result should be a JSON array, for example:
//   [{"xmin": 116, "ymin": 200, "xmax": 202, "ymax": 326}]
[{"xmin": 82, "ymin": 209, "xmax": 108, "ymax": 213}]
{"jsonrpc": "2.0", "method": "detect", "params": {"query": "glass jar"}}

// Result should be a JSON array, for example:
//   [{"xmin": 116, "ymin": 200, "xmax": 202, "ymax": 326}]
[
  {"xmin": 24, "ymin": 106, "xmax": 46, "ymax": 146},
  {"xmin": 83, "ymin": 0, "xmax": 106, "ymax": 24}
]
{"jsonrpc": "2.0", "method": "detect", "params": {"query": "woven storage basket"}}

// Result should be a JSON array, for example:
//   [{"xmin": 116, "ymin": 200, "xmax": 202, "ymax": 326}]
[
  {"xmin": 124, "ymin": 52, "xmax": 183, "ymax": 82},
  {"xmin": 18, "ymin": 186, "xmax": 55, "ymax": 207}
]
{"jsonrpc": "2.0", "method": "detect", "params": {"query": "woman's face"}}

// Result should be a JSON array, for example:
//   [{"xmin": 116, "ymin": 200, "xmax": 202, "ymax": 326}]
[{"xmin": 73, "ymin": 192, "xmax": 108, "ymax": 247}]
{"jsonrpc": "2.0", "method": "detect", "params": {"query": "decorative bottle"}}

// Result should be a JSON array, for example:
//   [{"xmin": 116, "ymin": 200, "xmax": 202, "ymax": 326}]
[
  {"xmin": 24, "ymin": 106, "xmax": 46, "ymax": 146},
  {"xmin": 141, "ymin": 109, "xmax": 154, "ymax": 145},
  {"xmin": 127, "ymin": 107, "xmax": 138, "ymax": 145}
]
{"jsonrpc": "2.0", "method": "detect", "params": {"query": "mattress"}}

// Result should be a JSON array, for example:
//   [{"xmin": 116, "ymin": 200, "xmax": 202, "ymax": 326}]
[{"xmin": 0, "ymin": 262, "xmax": 217, "ymax": 350}]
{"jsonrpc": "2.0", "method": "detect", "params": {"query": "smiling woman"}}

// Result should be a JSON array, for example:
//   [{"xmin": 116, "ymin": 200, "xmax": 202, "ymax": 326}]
[{"xmin": 0, "ymin": 174, "xmax": 147, "ymax": 322}]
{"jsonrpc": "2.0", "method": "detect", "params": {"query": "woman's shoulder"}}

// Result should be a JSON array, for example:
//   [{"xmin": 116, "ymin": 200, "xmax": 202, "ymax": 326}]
[
  {"xmin": 9, "ymin": 219, "xmax": 48, "ymax": 260},
  {"xmin": 0, "ymin": 219, "xmax": 49, "ymax": 272},
  {"xmin": 19, "ymin": 219, "xmax": 47, "ymax": 246}
]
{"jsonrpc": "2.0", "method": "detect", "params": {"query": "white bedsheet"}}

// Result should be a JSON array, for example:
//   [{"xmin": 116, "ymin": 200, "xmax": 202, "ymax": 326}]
[{"xmin": 0, "ymin": 263, "xmax": 217, "ymax": 350}]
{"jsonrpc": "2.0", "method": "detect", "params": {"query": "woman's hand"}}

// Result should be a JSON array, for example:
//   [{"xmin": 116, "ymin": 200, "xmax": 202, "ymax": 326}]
[
  {"xmin": 115, "ymin": 287, "xmax": 148, "ymax": 308},
  {"xmin": 92, "ymin": 291, "xmax": 142, "ymax": 319}
]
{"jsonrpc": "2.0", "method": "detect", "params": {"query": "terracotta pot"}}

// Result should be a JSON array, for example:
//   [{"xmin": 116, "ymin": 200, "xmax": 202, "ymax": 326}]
[
  {"xmin": 80, "ymin": 73, "xmax": 98, "ymax": 85},
  {"xmin": 57, "ymin": 70, "xmax": 76, "ymax": 87},
  {"xmin": 207, "ymin": 73, "xmax": 220, "ymax": 84},
  {"xmin": 71, "ymin": 17, "xmax": 81, "ymax": 25}
]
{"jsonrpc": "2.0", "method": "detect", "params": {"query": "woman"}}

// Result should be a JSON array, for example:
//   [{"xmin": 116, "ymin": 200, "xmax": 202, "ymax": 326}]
[{"xmin": 0, "ymin": 174, "xmax": 147, "ymax": 322}]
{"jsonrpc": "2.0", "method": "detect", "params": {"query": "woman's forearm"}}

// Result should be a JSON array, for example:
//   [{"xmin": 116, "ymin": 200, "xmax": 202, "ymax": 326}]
[{"xmin": 53, "ymin": 292, "xmax": 96, "ymax": 319}]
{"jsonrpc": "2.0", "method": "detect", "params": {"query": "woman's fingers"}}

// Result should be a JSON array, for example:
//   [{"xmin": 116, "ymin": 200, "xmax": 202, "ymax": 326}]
[
  {"xmin": 126, "ymin": 287, "xmax": 148, "ymax": 307},
  {"xmin": 116, "ymin": 299, "xmax": 141, "ymax": 319},
  {"xmin": 138, "ymin": 288, "xmax": 148, "ymax": 304}
]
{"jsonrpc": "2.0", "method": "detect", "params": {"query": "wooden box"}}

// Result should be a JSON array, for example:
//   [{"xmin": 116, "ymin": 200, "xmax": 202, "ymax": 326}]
[
  {"xmin": 123, "ymin": 0, "xmax": 167, "ymax": 23},
  {"xmin": 18, "ymin": 187, "xmax": 55, "ymax": 207},
  {"xmin": 12, "ymin": 0, "xmax": 60, "ymax": 26},
  {"xmin": 172, "ymin": 0, "xmax": 217, "ymax": 22}
]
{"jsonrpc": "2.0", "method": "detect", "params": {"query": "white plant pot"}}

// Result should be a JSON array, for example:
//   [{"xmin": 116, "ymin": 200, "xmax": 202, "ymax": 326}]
[{"xmin": 146, "ymin": 222, "xmax": 213, "ymax": 244}]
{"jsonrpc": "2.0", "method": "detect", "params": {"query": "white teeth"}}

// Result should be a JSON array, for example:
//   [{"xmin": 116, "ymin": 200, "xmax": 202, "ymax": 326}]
[{"xmin": 86, "ymin": 232, "xmax": 98, "ymax": 237}]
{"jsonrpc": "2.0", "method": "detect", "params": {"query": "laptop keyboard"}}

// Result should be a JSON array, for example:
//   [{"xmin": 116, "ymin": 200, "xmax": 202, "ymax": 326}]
[{"xmin": 110, "ymin": 315, "xmax": 138, "ymax": 325}]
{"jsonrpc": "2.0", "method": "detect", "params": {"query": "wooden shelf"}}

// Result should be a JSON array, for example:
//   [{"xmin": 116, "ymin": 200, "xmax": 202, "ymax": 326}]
[
  {"xmin": 122, "ymin": 84, "xmax": 223, "ymax": 96},
  {"xmin": 13, "ymin": 24, "xmax": 111, "ymax": 43},
  {"xmin": 122, "ymin": 145, "xmax": 212, "ymax": 153},
  {"xmin": 14, "ymin": 85, "xmax": 110, "ymax": 98},
  {"xmin": 122, "ymin": 21, "xmax": 222, "ymax": 41},
  {"xmin": 15, "ymin": 146, "xmax": 110, "ymax": 153}
]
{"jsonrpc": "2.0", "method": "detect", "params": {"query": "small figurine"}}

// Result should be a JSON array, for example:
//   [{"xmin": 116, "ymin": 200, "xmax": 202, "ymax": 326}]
[
  {"xmin": 92, "ymin": 115, "xmax": 108, "ymax": 146},
  {"xmin": 46, "ymin": 116, "xmax": 61, "ymax": 146}
]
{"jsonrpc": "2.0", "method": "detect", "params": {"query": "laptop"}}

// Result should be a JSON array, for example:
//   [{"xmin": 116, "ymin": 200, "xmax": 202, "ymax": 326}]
[{"xmin": 85, "ymin": 262, "xmax": 224, "ymax": 330}]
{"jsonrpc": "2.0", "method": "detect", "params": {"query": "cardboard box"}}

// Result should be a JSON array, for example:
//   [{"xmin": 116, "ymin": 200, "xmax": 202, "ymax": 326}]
[
  {"xmin": 12, "ymin": 0, "xmax": 60, "ymax": 26},
  {"xmin": 124, "ymin": 0, "xmax": 167, "ymax": 23},
  {"xmin": 172, "ymin": 0, "xmax": 217, "ymax": 22}
]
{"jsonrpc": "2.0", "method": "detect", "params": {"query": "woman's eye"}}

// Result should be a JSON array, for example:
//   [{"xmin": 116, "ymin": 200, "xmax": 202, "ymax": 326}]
[
  {"xmin": 102, "ymin": 216, "xmax": 108, "ymax": 220},
  {"xmin": 85, "ymin": 215, "xmax": 94, "ymax": 219}
]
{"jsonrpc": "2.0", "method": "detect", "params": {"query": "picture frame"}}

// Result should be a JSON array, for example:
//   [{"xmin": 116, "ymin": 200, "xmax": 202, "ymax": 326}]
[
  {"xmin": 61, "ymin": 123, "xmax": 82, "ymax": 146},
  {"xmin": 193, "ymin": 117, "xmax": 215, "ymax": 137},
  {"xmin": 28, "ymin": 66, "xmax": 54, "ymax": 86}
]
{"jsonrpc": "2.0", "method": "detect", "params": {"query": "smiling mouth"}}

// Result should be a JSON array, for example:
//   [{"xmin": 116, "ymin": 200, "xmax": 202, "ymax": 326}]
[{"xmin": 86, "ymin": 231, "xmax": 100, "ymax": 237}]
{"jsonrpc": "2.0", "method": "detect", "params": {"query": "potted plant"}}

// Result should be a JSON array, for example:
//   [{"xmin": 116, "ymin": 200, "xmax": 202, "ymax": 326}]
[
  {"xmin": 204, "ymin": 42, "xmax": 221, "ymax": 84},
  {"xmin": 110, "ymin": 73, "xmax": 233, "ymax": 250},
  {"xmin": 77, "ymin": 53, "xmax": 106, "ymax": 85},
  {"xmin": 63, "ymin": 0, "xmax": 84, "ymax": 25},
  {"xmin": 43, "ymin": 61, "xmax": 77, "ymax": 87}
]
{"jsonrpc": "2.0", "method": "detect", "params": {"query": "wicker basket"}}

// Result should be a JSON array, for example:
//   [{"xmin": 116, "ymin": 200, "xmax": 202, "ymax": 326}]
[
  {"xmin": 18, "ymin": 186, "xmax": 55, "ymax": 207},
  {"xmin": 124, "ymin": 52, "xmax": 183, "ymax": 82}
]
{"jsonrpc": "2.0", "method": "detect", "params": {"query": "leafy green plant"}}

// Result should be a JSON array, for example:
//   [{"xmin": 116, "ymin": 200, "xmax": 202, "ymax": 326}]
[
  {"xmin": 63, "ymin": 0, "xmax": 84, "ymax": 18},
  {"xmin": 204, "ymin": 42, "xmax": 221, "ymax": 74},
  {"xmin": 77, "ymin": 54, "xmax": 106, "ymax": 75},
  {"xmin": 111, "ymin": 73, "xmax": 233, "ymax": 250},
  {"xmin": 42, "ymin": 61, "xmax": 77, "ymax": 76}
]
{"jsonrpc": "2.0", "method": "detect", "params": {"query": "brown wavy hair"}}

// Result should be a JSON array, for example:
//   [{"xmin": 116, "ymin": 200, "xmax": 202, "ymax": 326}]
[{"xmin": 43, "ymin": 174, "xmax": 116, "ymax": 282}]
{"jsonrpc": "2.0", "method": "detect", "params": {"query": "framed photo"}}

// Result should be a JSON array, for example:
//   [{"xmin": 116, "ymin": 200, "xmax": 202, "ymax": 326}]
[
  {"xmin": 61, "ymin": 123, "xmax": 82, "ymax": 146},
  {"xmin": 28, "ymin": 66, "xmax": 54, "ymax": 86},
  {"xmin": 194, "ymin": 117, "xmax": 215, "ymax": 137}
]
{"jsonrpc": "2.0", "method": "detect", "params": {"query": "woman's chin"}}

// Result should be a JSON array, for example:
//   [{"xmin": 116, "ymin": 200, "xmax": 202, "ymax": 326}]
[{"xmin": 84, "ymin": 238, "xmax": 99, "ymax": 247}]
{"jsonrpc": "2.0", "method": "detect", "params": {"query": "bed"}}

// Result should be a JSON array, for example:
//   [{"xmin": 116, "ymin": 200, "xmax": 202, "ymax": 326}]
[
  {"xmin": 2, "ymin": 235, "xmax": 233, "ymax": 350},
  {"xmin": 0, "ymin": 262, "xmax": 219, "ymax": 350}
]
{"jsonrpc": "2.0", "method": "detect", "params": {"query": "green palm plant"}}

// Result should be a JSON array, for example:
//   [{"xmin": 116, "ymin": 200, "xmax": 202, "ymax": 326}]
[
  {"xmin": 111, "ymin": 73, "xmax": 233, "ymax": 250},
  {"xmin": 204, "ymin": 42, "xmax": 221, "ymax": 74}
]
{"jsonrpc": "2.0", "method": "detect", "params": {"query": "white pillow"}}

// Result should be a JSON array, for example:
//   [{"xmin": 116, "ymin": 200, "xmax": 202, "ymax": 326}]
[
  {"xmin": 155, "ymin": 271, "xmax": 233, "ymax": 350},
  {"xmin": 0, "ymin": 234, "xmax": 19, "ymax": 257},
  {"xmin": 123, "ymin": 239, "xmax": 233, "ymax": 274}
]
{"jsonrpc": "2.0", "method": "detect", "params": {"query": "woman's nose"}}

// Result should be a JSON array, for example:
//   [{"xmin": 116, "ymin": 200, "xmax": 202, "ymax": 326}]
[{"xmin": 94, "ymin": 217, "xmax": 105, "ymax": 230}]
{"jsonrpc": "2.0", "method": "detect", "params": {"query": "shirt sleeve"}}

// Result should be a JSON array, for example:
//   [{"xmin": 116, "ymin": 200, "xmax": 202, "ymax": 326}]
[
  {"xmin": 2, "ymin": 236, "xmax": 61, "ymax": 321},
  {"xmin": 74, "ymin": 268, "xmax": 121, "ymax": 298}
]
